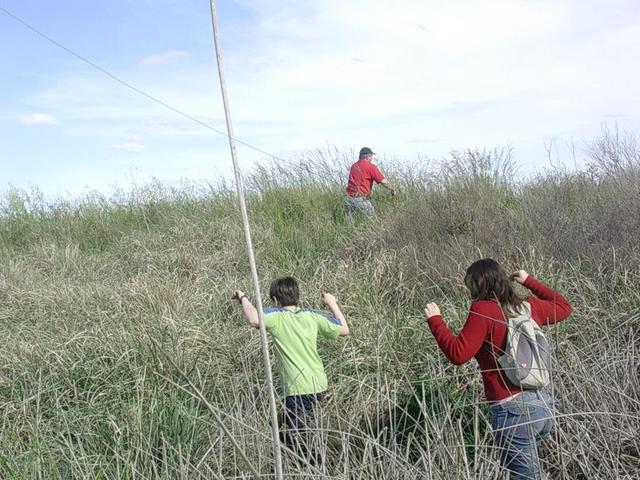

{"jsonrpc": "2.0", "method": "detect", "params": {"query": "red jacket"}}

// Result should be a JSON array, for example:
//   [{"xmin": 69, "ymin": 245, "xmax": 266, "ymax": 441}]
[{"xmin": 427, "ymin": 276, "xmax": 573, "ymax": 402}]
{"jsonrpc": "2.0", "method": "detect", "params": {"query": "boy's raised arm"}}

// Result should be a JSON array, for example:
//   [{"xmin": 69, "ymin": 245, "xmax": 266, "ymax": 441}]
[
  {"xmin": 232, "ymin": 290, "xmax": 260, "ymax": 328},
  {"xmin": 322, "ymin": 292, "xmax": 350, "ymax": 336}
]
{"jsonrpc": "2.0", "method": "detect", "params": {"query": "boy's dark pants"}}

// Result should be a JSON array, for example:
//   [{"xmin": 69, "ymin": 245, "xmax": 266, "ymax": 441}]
[{"xmin": 280, "ymin": 393, "xmax": 325, "ymax": 467}]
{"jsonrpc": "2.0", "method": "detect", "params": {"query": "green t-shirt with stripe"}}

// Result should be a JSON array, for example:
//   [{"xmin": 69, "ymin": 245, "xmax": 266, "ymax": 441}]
[{"xmin": 263, "ymin": 307, "xmax": 342, "ymax": 397}]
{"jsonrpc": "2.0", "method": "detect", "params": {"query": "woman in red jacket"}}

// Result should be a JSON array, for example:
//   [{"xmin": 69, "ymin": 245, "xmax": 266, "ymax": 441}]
[{"xmin": 424, "ymin": 258, "xmax": 573, "ymax": 480}]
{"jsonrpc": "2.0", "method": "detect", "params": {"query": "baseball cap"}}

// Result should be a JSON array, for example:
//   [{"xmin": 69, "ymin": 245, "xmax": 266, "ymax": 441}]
[{"xmin": 359, "ymin": 147, "xmax": 375, "ymax": 156}]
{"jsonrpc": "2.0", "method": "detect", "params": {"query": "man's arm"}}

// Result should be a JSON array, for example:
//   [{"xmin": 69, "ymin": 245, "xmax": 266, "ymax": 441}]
[
  {"xmin": 369, "ymin": 163, "xmax": 395, "ymax": 196},
  {"xmin": 380, "ymin": 178, "xmax": 396, "ymax": 196},
  {"xmin": 322, "ymin": 293, "xmax": 349, "ymax": 336},
  {"xmin": 232, "ymin": 290, "xmax": 260, "ymax": 328}
]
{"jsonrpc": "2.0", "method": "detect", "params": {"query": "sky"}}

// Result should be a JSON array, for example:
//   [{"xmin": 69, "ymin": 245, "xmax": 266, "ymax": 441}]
[{"xmin": 1, "ymin": 0, "xmax": 639, "ymax": 197}]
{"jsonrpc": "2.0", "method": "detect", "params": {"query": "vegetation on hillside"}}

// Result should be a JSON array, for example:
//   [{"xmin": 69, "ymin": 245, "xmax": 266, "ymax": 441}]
[{"xmin": 0, "ymin": 130, "xmax": 638, "ymax": 479}]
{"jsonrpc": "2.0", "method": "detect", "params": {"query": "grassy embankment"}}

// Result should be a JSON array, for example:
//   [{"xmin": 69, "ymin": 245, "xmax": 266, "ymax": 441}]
[{"xmin": 0, "ymin": 136, "xmax": 639, "ymax": 479}]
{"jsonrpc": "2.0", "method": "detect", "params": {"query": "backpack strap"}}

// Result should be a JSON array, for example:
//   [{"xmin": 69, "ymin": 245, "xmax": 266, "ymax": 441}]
[
  {"xmin": 482, "ymin": 301, "xmax": 531, "ymax": 367},
  {"xmin": 481, "ymin": 304, "xmax": 528, "ymax": 392}
]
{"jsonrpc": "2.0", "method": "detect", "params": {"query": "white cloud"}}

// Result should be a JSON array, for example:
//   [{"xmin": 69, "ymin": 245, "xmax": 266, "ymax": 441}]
[
  {"xmin": 125, "ymin": 133, "xmax": 144, "ymax": 142},
  {"xmin": 138, "ymin": 50, "xmax": 194, "ymax": 67},
  {"xmin": 109, "ymin": 133, "xmax": 149, "ymax": 153},
  {"xmin": 18, "ymin": 113, "xmax": 58, "ymax": 125},
  {"xmin": 222, "ymin": 1, "xmax": 640, "ymax": 148},
  {"xmin": 110, "ymin": 141, "xmax": 148, "ymax": 153}
]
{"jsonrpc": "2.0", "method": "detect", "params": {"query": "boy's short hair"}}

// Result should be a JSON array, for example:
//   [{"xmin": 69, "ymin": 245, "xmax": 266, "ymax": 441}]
[{"xmin": 269, "ymin": 276, "xmax": 300, "ymax": 306}]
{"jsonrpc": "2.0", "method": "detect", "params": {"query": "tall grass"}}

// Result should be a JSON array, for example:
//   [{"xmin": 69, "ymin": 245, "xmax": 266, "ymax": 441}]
[{"xmin": 0, "ymin": 136, "xmax": 639, "ymax": 479}]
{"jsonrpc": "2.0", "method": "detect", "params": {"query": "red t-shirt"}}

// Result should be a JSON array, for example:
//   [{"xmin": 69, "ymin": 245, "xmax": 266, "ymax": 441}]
[
  {"xmin": 426, "ymin": 276, "xmax": 573, "ymax": 402},
  {"xmin": 346, "ymin": 159, "xmax": 385, "ymax": 196}
]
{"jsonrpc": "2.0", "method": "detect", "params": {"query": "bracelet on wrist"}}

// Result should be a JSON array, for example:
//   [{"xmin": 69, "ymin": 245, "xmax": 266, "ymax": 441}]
[{"xmin": 238, "ymin": 294, "xmax": 249, "ymax": 304}]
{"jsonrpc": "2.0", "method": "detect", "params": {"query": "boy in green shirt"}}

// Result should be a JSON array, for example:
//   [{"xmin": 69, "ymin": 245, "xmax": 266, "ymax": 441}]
[{"xmin": 233, "ymin": 276, "xmax": 349, "ymax": 465}]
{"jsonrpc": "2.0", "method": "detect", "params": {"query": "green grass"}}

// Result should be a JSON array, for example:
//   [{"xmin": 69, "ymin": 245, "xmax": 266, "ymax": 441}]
[{"xmin": 1, "ymin": 140, "xmax": 639, "ymax": 479}]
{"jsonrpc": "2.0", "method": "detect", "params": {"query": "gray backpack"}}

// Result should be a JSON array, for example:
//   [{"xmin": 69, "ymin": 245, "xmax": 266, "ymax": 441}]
[{"xmin": 490, "ymin": 303, "xmax": 552, "ymax": 389}]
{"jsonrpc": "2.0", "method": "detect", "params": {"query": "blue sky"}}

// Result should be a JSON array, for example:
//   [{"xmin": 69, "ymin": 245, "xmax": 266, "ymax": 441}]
[{"xmin": 2, "ymin": 0, "xmax": 639, "ymax": 197}]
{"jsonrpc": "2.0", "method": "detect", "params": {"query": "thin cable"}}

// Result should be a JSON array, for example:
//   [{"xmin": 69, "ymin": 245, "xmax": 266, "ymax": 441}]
[
  {"xmin": 208, "ymin": 1, "xmax": 284, "ymax": 479},
  {"xmin": 2, "ymin": 3, "xmax": 285, "ymax": 475},
  {"xmin": 0, "ymin": 5, "xmax": 286, "ymax": 162}
]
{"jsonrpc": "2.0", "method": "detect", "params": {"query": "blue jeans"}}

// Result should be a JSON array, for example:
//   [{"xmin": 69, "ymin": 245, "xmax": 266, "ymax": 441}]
[
  {"xmin": 343, "ymin": 195, "xmax": 374, "ymax": 222},
  {"xmin": 281, "ymin": 393, "xmax": 325, "ymax": 467},
  {"xmin": 284, "ymin": 393, "xmax": 324, "ymax": 430},
  {"xmin": 489, "ymin": 390, "xmax": 555, "ymax": 480}
]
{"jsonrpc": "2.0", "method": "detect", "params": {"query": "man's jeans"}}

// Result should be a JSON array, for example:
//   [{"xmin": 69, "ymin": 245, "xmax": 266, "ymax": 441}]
[
  {"xmin": 489, "ymin": 390, "xmax": 555, "ymax": 480},
  {"xmin": 343, "ymin": 195, "xmax": 374, "ymax": 222}
]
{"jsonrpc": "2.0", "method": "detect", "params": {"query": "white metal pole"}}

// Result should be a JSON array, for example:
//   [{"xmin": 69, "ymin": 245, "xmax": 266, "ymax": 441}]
[{"xmin": 207, "ymin": 1, "xmax": 284, "ymax": 479}]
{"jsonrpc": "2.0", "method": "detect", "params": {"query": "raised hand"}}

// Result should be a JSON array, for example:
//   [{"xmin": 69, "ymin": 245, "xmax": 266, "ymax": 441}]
[
  {"xmin": 424, "ymin": 302, "xmax": 441, "ymax": 319},
  {"xmin": 321, "ymin": 292, "xmax": 336, "ymax": 306},
  {"xmin": 510, "ymin": 270, "xmax": 529, "ymax": 284},
  {"xmin": 232, "ymin": 290, "xmax": 245, "ymax": 302}
]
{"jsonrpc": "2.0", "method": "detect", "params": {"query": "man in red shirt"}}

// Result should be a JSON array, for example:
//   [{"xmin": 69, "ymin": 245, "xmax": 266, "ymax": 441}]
[{"xmin": 344, "ymin": 147, "xmax": 395, "ymax": 221}]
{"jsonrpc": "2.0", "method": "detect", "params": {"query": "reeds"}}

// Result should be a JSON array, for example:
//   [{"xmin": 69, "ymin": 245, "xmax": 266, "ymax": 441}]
[{"xmin": 0, "ymin": 134, "xmax": 638, "ymax": 478}]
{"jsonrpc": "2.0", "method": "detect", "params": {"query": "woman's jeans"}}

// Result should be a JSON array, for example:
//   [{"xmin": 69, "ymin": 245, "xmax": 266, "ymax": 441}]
[{"xmin": 489, "ymin": 390, "xmax": 555, "ymax": 480}]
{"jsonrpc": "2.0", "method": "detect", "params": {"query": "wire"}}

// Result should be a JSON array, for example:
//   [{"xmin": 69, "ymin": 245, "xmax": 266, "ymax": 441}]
[{"xmin": 0, "ymin": 5, "xmax": 286, "ymax": 162}]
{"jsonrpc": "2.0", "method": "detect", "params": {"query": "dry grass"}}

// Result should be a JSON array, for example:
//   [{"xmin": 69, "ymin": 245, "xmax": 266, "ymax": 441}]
[{"xmin": 0, "ymin": 134, "xmax": 639, "ymax": 479}]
